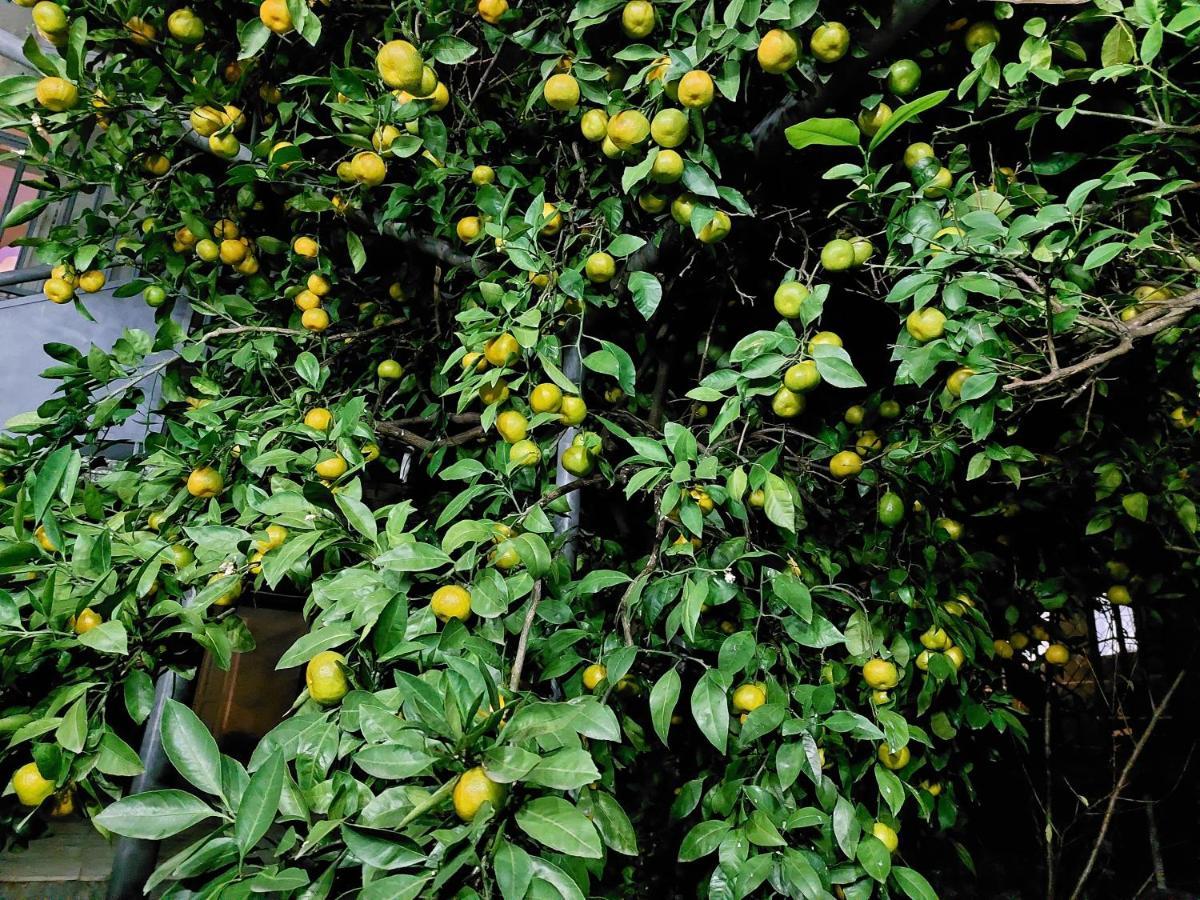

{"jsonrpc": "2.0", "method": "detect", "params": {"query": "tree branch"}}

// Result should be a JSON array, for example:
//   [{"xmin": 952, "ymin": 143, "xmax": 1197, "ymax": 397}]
[
  {"xmin": 616, "ymin": 512, "xmax": 669, "ymax": 646},
  {"xmin": 1068, "ymin": 669, "xmax": 1186, "ymax": 900},
  {"xmin": 375, "ymin": 421, "xmax": 485, "ymax": 451},
  {"xmin": 508, "ymin": 579, "xmax": 543, "ymax": 692},
  {"xmin": 1004, "ymin": 289, "xmax": 1200, "ymax": 391}
]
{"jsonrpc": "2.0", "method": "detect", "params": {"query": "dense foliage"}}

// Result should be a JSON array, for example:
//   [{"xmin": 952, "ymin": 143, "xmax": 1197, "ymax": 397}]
[{"xmin": 0, "ymin": 0, "xmax": 1198, "ymax": 896}]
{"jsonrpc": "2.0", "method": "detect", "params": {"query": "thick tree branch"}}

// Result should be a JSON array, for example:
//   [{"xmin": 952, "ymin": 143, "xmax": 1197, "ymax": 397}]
[
  {"xmin": 1004, "ymin": 289, "xmax": 1200, "ymax": 391},
  {"xmin": 375, "ymin": 421, "xmax": 485, "ymax": 451}
]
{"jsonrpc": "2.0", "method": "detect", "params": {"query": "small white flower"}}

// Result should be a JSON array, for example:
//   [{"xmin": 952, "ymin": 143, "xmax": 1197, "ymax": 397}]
[
  {"xmin": 723, "ymin": 568, "xmax": 736, "ymax": 585},
  {"xmin": 305, "ymin": 513, "xmax": 317, "ymax": 522}
]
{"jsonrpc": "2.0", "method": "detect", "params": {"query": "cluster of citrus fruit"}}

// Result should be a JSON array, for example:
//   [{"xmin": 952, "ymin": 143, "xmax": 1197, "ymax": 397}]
[{"xmin": 42, "ymin": 264, "xmax": 105, "ymax": 305}]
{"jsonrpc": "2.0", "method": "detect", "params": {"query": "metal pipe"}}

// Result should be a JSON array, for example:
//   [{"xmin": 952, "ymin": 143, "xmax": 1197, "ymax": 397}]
[
  {"xmin": 105, "ymin": 591, "xmax": 196, "ymax": 900},
  {"xmin": 0, "ymin": 264, "xmax": 51, "ymax": 287},
  {"xmin": 553, "ymin": 345, "xmax": 583, "ymax": 566}
]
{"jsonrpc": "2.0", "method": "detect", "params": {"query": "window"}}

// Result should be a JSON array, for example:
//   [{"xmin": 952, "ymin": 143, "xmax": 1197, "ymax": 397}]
[
  {"xmin": 0, "ymin": 131, "xmax": 40, "ymax": 273},
  {"xmin": 1094, "ymin": 601, "xmax": 1138, "ymax": 656}
]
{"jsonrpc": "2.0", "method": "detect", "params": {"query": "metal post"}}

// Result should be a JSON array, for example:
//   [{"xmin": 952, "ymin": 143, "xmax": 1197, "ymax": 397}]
[
  {"xmin": 105, "ymin": 591, "xmax": 196, "ymax": 900},
  {"xmin": 553, "ymin": 346, "xmax": 583, "ymax": 566}
]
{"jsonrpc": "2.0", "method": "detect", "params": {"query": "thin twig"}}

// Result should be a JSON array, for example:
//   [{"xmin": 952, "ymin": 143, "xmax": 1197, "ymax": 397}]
[
  {"xmin": 1068, "ymin": 669, "xmax": 1187, "ymax": 900},
  {"xmin": 508, "ymin": 579, "xmax": 543, "ymax": 692},
  {"xmin": 616, "ymin": 513, "xmax": 669, "ymax": 646}
]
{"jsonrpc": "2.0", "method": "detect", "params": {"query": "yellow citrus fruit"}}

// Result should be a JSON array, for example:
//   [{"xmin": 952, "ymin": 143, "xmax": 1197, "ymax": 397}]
[
  {"xmin": 920, "ymin": 627, "xmax": 951, "ymax": 650},
  {"xmin": 946, "ymin": 366, "xmax": 975, "ymax": 398},
  {"xmin": 304, "ymin": 407, "xmax": 333, "ymax": 431},
  {"xmin": 457, "ymin": 215, "xmax": 482, "ymax": 242},
  {"xmin": 621, "ymin": 0, "xmax": 655, "ymax": 37},
  {"xmin": 302, "ymin": 308, "xmax": 331, "ymax": 331},
  {"xmin": 431, "ymin": 585, "xmax": 472, "ymax": 622},
  {"xmin": 43, "ymin": 277, "xmax": 74, "ymax": 304},
  {"xmin": 167, "ymin": 8, "xmax": 204, "ymax": 43},
  {"xmin": 771, "ymin": 386, "xmax": 806, "ymax": 419},
  {"xmin": 377, "ymin": 359, "xmax": 403, "ymax": 380},
  {"xmin": 485, "ymin": 332, "xmax": 520, "ymax": 367},
  {"xmin": 471, "ymin": 164, "xmax": 496, "ymax": 185},
  {"xmin": 351, "ymin": 151, "xmax": 387, "ymax": 187},
  {"xmin": 35, "ymin": 76, "xmax": 78, "ymax": 112},
  {"xmin": 732, "ymin": 683, "xmax": 767, "ymax": 713},
  {"xmin": 608, "ymin": 109, "xmax": 651, "ymax": 150},
  {"xmin": 873, "ymin": 822, "xmax": 899, "ymax": 853},
  {"xmin": 32, "ymin": 2, "xmax": 68, "ymax": 34},
  {"xmin": 965, "ymin": 21, "xmax": 1000, "ymax": 52},
  {"xmin": 820, "ymin": 239, "xmax": 856, "ymax": 272},
  {"xmin": 293, "ymin": 236, "xmax": 319, "ymax": 257},
  {"xmin": 540, "ymin": 202, "xmax": 563, "ymax": 236},
  {"xmin": 993, "ymin": 639, "xmax": 1014, "ymax": 659},
  {"xmin": 125, "ymin": 16, "xmax": 155, "ymax": 45},
  {"xmin": 187, "ymin": 466, "xmax": 223, "ymax": 498},
  {"xmin": 1044, "ymin": 643, "xmax": 1070, "ymax": 666},
  {"xmin": 922, "ymin": 166, "xmax": 954, "ymax": 198},
  {"xmin": 582, "ymin": 663, "xmax": 608, "ymax": 690},
  {"xmin": 306, "ymin": 651, "xmax": 349, "ymax": 704},
  {"xmin": 1107, "ymin": 584, "xmax": 1132, "ymax": 605},
  {"xmin": 773, "ymin": 281, "xmax": 809, "ymax": 319},
  {"xmin": 586, "ymin": 251, "xmax": 617, "ymax": 283},
  {"xmin": 863, "ymin": 658, "xmax": 899, "ymax": 689},
  {"xmin": 496, "ymin": 410, "xmax": 529, "ymax": 443},
  {"xmin": 757, "ymin": 29, "xmax": 799, "ymax": 74},
  {"xmin": 858, "ymin": 103, "xmax": 892, "ymax": 137},
  {"xmin": 678, "ymin": 70, "xmax": 714, "ymax": 108},
  {"xmin": 878, "ymin": 744, "xmax": 911, "ymax": 770},
  {"xmin": 208, "ymin": 573, "xmax": 243, "ymax": 607},
  {"xmin": 904, "ymin": 142, "xmax": 936, "ymax": 170},
  {"xmin": 829, "ymin": 450, "xmax": 863, "ymax": 479},
  {"xmin": 257, "ymin": 524, "xmax": 288, "ymax": 552},
  {"xmin": 73, "ymin": 608, "xmax": 102, "ymax": 633},
  {"xmin": 453, "ymin": 766, "xmax": 504, "ymax": 821},
  {"xmin": 377, "ymin": 40, "xmax": 424, "ymax": 92},
  {"xmin": 810, "ymin": 22, "xmax": 850, "ymax": 63},
  {"xmin": 477, "ymin": 0, "xmax": 508, "ymax": 25},
  {"xmin": 530, "ymin": 383, "xmax": 564, "ymax": 413},
  {"xmin": 560, "ymin": 395, "xmax": 588, "ymax": 425},
  {"xmin": 543, "ymin": 73, "xmax": 580, "ymax": 111},
  {"xmin": 479, "ymin": 379, "xmax": 510, "ymax": 406},
  {"xmin": 11, "ymin": 762, "xmax": 55, "ymax": 807},
  {"xmin": 562, "ymin": 444, "xmax": 594, "ymax": 476},
  {"xmin": 906, "ymin": 307, "xmax": 946, "ymax": 343},
  {"xmin": 509, "ymin": 439, "xmax": 541, "ymax": 466},
  {"xmin": 259, "ymin": 0, "xmax": 292, "ymax": 33},
  {"xmin": 784, "ymin": 360, "xmax": 820, "ymax": 393},
  {"xmin": 315, "ymin": 453, "xmax": 348, "ymax": 479},
  {"xmin": 650, "ymin": 148, "xmax": 684, "ymax": 184},
  {"xmin": 697, "ymin": 210, "xmax": 731, "ymax": 243},
  {"xmin": 935, "ymin": 517, "xmax": 964, "ymax": 540},
  {"xmin": 650, "ymin": 108, "xmax": 689, "ymax": 148},
  {"xmin": 580, "ymin": 109, "xmax": 609, "ymax": 142}
]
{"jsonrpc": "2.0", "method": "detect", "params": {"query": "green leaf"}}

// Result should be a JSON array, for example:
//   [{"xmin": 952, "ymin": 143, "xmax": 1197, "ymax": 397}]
[
  {"xmin": 857, "ymin": 835, "xmax": 893, "ymax": 882},
  {"xmin": 590, "ymin": 792, "xmax": 638, "ymax": 855},
  {"xmin": 336, "ymin": 492, "xmax": 378, "ymax": 543},
  {"xmin": 629, "ymin": 270, "xmax": 663, "ymax": 319},
  {"xmin": 812, "ymin": 343, "xmax": 867, "ymax": 389},
  {"xmin": 33, "ymin": 446, "xmax": 73, "ymax": 523},
  {"xmin": 276, "ymin": 626, "xmax": 356, "ymax": 670},
  {"xmin": 375, "ymin": 541, "xmax": 452, "ymax": 572},
  {"xmin": 163, "ymin": 700, "xmax": 223, "ymax": 798},
  {"xmin": 515, "ymin": 797, "xmax": 603, "ymax": 859},
  {"xmin": 235, "ymin": 750, "xmax": 284, "ymax": 856},
  {"xmin": 1101, "ymin": 21, "xmax": 1135, "ymax": 66},
  {"xmin": 763, "ymin": 472, "xmax": 796, "ymax": 531},
  {"xmin": 527, "ymin": 748, "xmax": 600, "ymax": 791},
  {"xmin": 124, "ymin": 671, "xmax": 154, "ymax": 725},
  {"xmin": 55, "ymin": 697, "xmax": 87, "ymax": 754},
  {"xmin": 1122, "ymin": 492, "xmax": 1149, "ymax": 521},
  {"xmin": 892, "ymin": 866, "xmax": 938, "ymax": 900},
  {"xmin": 690, "ymin": 668, "xmax": 731, "ymax": 754},
  {"xmin": 77, "ymin": 620, "xmax": 128, "ymax": 655},
  {"xmin": 869, "ymin": 90, "xmax": 951, "ymax": 151},
  {"xmin": 678, "ymin": 820, "xmax": 731, "ymax": 861},
  {"xmin": 875, "ymin": 766, "xmax": 905, "ymax": 816},
  {"xmin": 428, "ymin": 35, "xmax": 477, "ymax": 64},
  {"xmin": 94, "ymin": 790, "xmax": 216, "ymax": 839},
  {"xmin": 295, "ymin": 351, "xmax": 321, "ymax": 386},
  {"xmin": 96, "ymin": 732, "xmax": 145, "ymax": 777},
  {"xmin": 347, "ymin": 231, "xmax": 367, "ymax": 272},
  {"xmin": 649, "ymin": 666, "xmax": 681, "ymax": 745},
  {"xmin": 3, "ymin": 198, "xmax": 49, "ymax": 229},
  {"xmin": 784, "ymin": 117, "xmax": 861, "ymax": 151},
  {"xmin": 494, "ymin": 840, "xmax": 534, "ymax": 900}
]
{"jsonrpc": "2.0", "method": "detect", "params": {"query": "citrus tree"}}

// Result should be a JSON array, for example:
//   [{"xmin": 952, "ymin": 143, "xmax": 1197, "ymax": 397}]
[{"xmin": 1, "ymin": 0, "xmax": 1198, "ymax": 896}]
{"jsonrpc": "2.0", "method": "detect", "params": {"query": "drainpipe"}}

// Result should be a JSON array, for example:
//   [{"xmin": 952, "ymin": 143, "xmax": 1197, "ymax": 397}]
[
  {"xmin": 105, "ymin": 593, "xmax": 196, "ymax": 900},
  {"xmin": 553, "ymin": 346, "xmax": 583, "ymax": 566}
]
